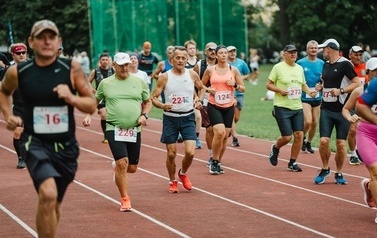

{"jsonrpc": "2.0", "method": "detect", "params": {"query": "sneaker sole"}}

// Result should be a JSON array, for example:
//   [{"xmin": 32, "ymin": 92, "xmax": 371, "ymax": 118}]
[
  {"xmin": 314, "ymin": 173, "xmax": 330, "ymax": 184},
  {"xmin": 120, "ymin": 208, "xmax": 132, "ymax": 212},
  {"xmin": 287, "ymin": 168, "xmax": 302, "ymax": 172},
  {"xmin": 361, "ymin": 179, "xmax": 375, "ymax": 207}
]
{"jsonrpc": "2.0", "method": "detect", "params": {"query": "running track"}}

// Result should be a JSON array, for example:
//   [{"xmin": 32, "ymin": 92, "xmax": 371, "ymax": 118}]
[{"xmin": 1, "ymin": 111, "xmax": 376, "ymax": 237}]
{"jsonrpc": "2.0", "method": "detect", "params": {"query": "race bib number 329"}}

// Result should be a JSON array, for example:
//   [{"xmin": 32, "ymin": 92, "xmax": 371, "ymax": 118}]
[{"xmin": 33, "ymin": 106, "xmax": 69, "ymax": 134}]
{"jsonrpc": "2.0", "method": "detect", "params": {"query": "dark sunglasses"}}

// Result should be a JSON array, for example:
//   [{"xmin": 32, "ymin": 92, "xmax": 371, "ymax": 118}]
[
  {"xmin": 15, "ymin": 52, "xmax": 26, "ymax": 55},
  {"xmin": 207, "ymin": 47, "xmax": 216, "ymax": 52}
]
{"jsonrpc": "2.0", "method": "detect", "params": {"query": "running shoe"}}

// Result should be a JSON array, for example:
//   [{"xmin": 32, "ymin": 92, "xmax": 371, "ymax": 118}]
[
  {"xmin": 268, "ymin": 144, "xmax": 279, "ymax": 166},
  {"xmin": 16, "ymin": 157, "xmax": 26, "ymax": 169},
  {"xmin": 314, "ymin": 168, "xmax": 331, "ymax": 184},
  {"xmin": 305, "ymin": 142, "xmax": 314, "ymax": 154},
  {"xmin": 334, "ymin": 172, "xmax": 348, "ymax": 185},
  {"xmin": 287, "ymin": 162, "xmax": 302, "ymax": 172},
  {"xmin": 209, "ymin": 160, "xmax": 220, "ymax": 175},
  {"xmin": 195, "ymin": 137, "xmax": 202, "ymax": 149},
  {"xmin": 177, "ymin": 133, "xmax": 183, "ymax": 143},
  {"xmin": 120, "ymin": 196, "xmax": 132, "ymax": 212},
  {"xmin": 178, "ymin": 169, "xmax": 192, "ymax": 191},
  {"xmin": 232, "ymin": 137, "xmax": 240, "ymax": 147},
  {"xmin": 169, "ymin": 181, "xmax": 179, "ymax": 193},
  {"xmin": 217, "ymin": 163, "xmax": 224, "ymax": 174},
  {"xmin": 361, "ymin": 179, "xmax": 376, "ymax": 207},
  {"xmin": 349, "ymin": 155, "xmax": 361, "ymax": 165}
]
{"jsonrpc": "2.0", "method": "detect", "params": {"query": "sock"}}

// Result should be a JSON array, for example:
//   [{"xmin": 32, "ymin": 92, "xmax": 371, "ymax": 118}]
[
  {"xmin": 101, "ymin": 120, "xmax": 106, "ymax": 139},
  {"xmin": 13, "ymin": 138, "xmax": 21, "ymax": 157},
  {"xmin": 196, "ymin": 132, "xmax": 199, "ymax": 137},
  {"xmin": 350, "ymin": 150, "xmax": 356, "ymax": 156},
  {"xmin": 179, "ymin": 170, "xmax": 186, "ymax": 175},
  {"xmin": 289, "ymin": 158, "xmax": 296, "ymax": 165},
  {"xmin": 209, "ymin": 149, "xmax": 213, "ymax": 157}
]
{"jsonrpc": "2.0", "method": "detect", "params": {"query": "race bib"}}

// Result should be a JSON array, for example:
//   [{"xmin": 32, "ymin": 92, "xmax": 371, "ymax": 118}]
[
  {"xmin": 114, "ymin": 126, "xmax": 137, "ymax": 143},
  {"xmin": 322, "ymin": 88, "xmax": 337, "ymax": 102},
  {"xmin": 305, "ymin": 87, "xmax": 320, "ymax": 99},
  {"xmin": 215, "ymin": 91, "xmax": 232, "ymax": 104},
  {"xmin": 287, "ymin": 86, "xmax": 301, "ymax": 100},
  {"xmin": 33, "ymin": 106, "xmax": 69, "ymax": 134},
  {"xmin": 169, "ymin": 93, "xmax": 190, "ymax": 110}
]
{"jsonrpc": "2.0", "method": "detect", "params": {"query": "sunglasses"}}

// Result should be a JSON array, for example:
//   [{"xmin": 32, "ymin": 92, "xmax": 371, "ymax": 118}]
[
  {"xmin": 15, "ymin": 52, "xmax": 26, "ymax": 55},
  {"xmin": 207, "ymin": 47, "xmax": 216, "ymax": 52}
]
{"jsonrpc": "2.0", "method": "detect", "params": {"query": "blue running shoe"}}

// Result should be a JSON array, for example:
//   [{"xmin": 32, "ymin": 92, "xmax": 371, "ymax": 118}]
[
  {"xmin": 335, "ymin": 172, "xmax": 348, "ymax": 185},
  {"xmin": 314, "ymin": 168, "xmax": 331, "ymax": 184},
  {"xmin": 195, "ymin": 137, "xmax": 202, "ymax": 149}
]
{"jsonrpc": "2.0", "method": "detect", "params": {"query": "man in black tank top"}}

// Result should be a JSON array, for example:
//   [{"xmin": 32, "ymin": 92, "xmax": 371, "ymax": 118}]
[
  {"xmin": 0, "ymin": 20, "xmax": 96, "ymax": 238},
  {"xmin": 88, "ymin": 53, "xmax": 114, "ymax": 143}
]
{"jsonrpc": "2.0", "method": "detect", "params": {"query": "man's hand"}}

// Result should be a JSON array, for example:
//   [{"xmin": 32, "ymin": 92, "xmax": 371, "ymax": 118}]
[
  {"xmin": 82, "ymin": 115, "xmax": 92, "ymax": 127},
  {"xmin": 6, "ymin": 116, "xmax": 22, "ymax": 131}
]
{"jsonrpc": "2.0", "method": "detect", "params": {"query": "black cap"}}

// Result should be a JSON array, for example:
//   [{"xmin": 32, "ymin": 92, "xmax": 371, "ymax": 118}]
[{"xmin": 283, "ymin": 44, "xmax": 298, "ymax": 52}]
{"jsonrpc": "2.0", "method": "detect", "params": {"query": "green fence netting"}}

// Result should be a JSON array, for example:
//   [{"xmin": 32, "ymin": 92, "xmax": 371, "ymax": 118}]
[{"xmin": 89, "ymin": 0, "xmax": 246, "ymax": 65}]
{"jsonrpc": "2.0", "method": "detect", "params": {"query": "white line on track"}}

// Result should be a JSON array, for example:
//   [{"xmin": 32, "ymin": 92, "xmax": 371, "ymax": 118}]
[{"xmin": 0, "ymin": 204, "xmax": 38, "ymax": 237}]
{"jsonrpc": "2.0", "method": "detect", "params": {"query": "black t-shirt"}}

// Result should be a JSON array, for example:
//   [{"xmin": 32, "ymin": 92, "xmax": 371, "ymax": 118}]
[{"xmin": 138, "ymin": 53, "xmax": 159, "ymax": 76}]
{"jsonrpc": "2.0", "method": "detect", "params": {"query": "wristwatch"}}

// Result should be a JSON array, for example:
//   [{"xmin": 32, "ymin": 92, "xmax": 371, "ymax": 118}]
[
  {"xmin": 340, "ymin": 88, "xmax": 345, "ymax": 94},
  {"xmin": 141, "ymin": 113, "xmax": 149, "ymax": 119}
]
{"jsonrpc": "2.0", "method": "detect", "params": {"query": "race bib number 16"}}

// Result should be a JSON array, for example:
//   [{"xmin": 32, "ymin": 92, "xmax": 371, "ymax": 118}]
[{"xmin": 33, "ymin": 106, "xmax": 69, "ymax": 134}]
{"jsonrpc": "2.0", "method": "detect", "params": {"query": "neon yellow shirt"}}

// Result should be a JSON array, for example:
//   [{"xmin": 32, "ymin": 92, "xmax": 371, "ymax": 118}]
[{"xmin": 269, "ymin": 62, "xmax": 306, "ymax": 110}]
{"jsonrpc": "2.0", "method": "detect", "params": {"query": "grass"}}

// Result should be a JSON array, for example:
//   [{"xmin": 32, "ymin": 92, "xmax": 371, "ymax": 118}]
[{"xmin": 149, "ymin": 64, "xmax": 337, "ymax": 151}]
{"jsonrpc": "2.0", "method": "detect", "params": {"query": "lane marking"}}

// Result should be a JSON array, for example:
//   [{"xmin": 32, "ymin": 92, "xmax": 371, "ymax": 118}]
[{"xmin": 0, "ymin": 204, "xmax": 38, "ymax": 237}]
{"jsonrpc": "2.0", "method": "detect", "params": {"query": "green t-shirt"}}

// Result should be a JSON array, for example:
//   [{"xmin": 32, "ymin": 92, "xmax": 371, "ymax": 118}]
[
  {"xmin": 268, "ymin": 62, "xmax": 305, "ymax": 110},
  {"xmin": 96, "ymin": 74, "xmax": 150, "ymax": 132}
]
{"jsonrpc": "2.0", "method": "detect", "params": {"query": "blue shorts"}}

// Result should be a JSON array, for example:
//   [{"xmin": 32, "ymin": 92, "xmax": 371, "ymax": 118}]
[
  {"xmin": 272, "ymin": 106, "xmax": 304, "ymax": 136},
  {"xmin": 161, "ymin": 113, "xmax": 196, "ymax": 144},
  {"xmin": 235, "ymin": 94, "xmax": 245, "ymax": 110},
  {"xmin": 319, "ymin": 109, "xmax": 350, "ymax": 139},
  {"xmin": 106, "ymin": 131, "xmax": 141, "ymax": 164},
  {"xmin": 20, "ymin": 132, "xmax": 79, "ymax": 202}
]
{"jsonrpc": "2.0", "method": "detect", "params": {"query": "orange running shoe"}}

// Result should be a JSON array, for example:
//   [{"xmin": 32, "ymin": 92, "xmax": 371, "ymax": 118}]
[
  {"xmin": 169, "ymin": 181, "xmax": 179, "ymax": 193},
  {"xmin": 361, "ymin": 179, "xmax": 376, "ymax": 207},
  {"xmin": 120, "ymin": 196, "xmax": 132, "ymax": 212},
  {"xmin": 178, "ymin": 169, "xmax": 192, "ymax": 191}
]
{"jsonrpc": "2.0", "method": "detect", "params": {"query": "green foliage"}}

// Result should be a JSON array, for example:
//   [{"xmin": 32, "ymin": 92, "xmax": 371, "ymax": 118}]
[{"xmin": 0, "ymin": 0, "xmax": 89, "ymax": 56}]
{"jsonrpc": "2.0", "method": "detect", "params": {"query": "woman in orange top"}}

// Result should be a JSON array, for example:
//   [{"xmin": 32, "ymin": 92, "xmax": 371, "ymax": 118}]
[{"xmin": 201, "ymin": 45, "xmax": 245, "ymax": 175}]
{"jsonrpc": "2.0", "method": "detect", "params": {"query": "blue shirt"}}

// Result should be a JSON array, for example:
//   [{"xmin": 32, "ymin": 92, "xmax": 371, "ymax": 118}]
[
  {"xmin": 228, "ymin": 58, "xmax": 250, "ymax": 96},
  {"xmin": 296, "ymin": 57, "xmax": 324, "ymax": 102}
]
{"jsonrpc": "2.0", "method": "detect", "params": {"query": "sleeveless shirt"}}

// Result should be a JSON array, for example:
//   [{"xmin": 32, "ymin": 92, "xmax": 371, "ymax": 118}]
[{"xmin": 18, "ymin": 58, "xmax": 76, "ymax": 142}]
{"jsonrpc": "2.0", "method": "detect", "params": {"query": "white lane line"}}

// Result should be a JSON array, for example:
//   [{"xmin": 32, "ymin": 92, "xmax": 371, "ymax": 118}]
[
  {"xmin": 79, "ymin": 146, "xmax": 334, "ymax": 237},
  {"xmin": 0, "ymin": 204, "xmax": 38, "ymax": 237}
]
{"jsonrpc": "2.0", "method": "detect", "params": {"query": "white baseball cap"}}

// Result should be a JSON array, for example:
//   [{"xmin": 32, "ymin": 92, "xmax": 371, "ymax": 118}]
[
  {"xmin": 366, "ymin": 57, "xmax": 377, "ymax": 71},
  {"xmin": 114, "ymin": 52, "xmax": 131, "ymax": 65}
]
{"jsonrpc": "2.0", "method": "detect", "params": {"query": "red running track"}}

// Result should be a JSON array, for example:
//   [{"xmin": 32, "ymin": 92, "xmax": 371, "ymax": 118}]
[{"xmin": 0, "ymin": 111, "xmax": 376, "ymax": 237}]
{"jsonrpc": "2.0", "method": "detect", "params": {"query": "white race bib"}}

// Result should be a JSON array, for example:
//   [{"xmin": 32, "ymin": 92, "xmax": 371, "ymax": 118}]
[
  {"xmin": 114, "ymin": 126, "xmax": 137, "ymax": 143},
  {"xmin": 322, "ymin": 88, "xmax": 337, "ymax": 102},
  {"xmin": 215, "ymin": 91, "xmax": 232, "ymax": 104},
  {"xmin": 33, "ymin": 106, "xmax": 69, "ymax": 134},
  {"xmin": 287, "ymin": 86, "xmax": 301, "ymax": 100},
  {"xmin": 203, "ymin": 92, "xmax": 210, "ymax": 106},
  {"xmin": 169, "ymin": 93, "xmax": 190, "ymax": 111}
]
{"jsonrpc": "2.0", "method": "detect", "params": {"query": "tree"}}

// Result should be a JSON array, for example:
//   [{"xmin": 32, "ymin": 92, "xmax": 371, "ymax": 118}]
[{"xmin": 0, "ymin": 0, "xmax": 89, "ymax": 57}]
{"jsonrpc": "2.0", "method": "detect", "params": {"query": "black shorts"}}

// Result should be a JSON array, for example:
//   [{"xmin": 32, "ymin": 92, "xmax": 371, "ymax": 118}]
[
  {"xmin": 302, "ymin": 100, "xmax": 321, "ymax": 107},
  {"xmin": 319, "ymin": 109, "xmax": 350, "ymax": 139},
  {"xmin": 97, "ymin": 99, "xmax": 106, "ymax": 110},
  {"xmin": 20, "ymin": 132, "xmax": 79, "ymax": 202},
  {"xmin": 106, "ymin": 131, "xmax": 141, "ymax": 164},
  {"xmin": 207, "ymin": 103, "xmax": 234, "ymax": 128},
  {"xmin": 272, "ymin": 106, "xmax": 304, "ymax": 136}
]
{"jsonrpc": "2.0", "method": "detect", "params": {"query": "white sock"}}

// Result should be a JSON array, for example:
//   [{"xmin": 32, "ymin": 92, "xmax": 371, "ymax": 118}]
[{"xmin": 350, "ymin": 150, "xmax": 356, "ymax": 156}]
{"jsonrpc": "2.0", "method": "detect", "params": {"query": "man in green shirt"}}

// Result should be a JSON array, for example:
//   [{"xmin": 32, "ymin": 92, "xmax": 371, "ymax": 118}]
[{"xmin": 83, "ymin": 52, "xmax": 152, "ymax": 212}]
